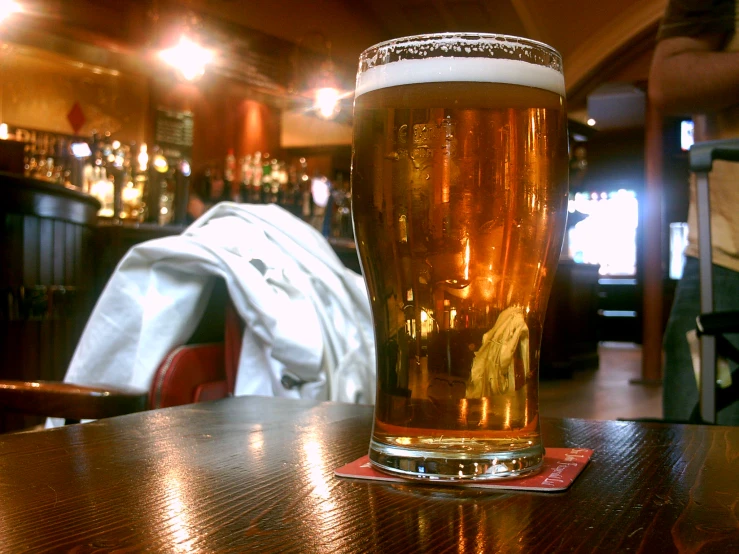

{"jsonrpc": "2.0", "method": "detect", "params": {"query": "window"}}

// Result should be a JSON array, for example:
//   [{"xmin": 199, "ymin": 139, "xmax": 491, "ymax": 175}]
[{"xmin": 568, "ymin": 189, "xmax": 638, "ymax": 276}]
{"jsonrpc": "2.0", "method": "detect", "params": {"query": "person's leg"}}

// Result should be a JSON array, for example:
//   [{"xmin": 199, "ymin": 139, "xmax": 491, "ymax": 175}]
[
  {"xmin": 663, "ymin": 258, "xmax": 700, "ymax": 421},
  {"xmin": 713, "ymin": 264, "xmax": 739, "ymax": 425},
  {"xmin": 663, "ymin": 257, "xmax": 739, "ymax": 425}
]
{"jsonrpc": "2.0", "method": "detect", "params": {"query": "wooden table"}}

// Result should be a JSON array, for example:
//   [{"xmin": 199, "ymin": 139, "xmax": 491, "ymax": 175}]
[{"xmin": 0, "ymin": 397, "xmax": 737, "ymax": 552}]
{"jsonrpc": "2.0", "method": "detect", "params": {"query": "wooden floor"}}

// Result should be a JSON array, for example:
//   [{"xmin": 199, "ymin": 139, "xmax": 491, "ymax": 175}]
[{"xmin": 539, "ymin": 343, "xmax": 663, "ymax": 421}]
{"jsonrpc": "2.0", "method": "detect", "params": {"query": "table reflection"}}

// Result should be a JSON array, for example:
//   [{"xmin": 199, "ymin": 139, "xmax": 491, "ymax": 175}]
[
  {"xmin": 366, "ymin": 482, "xmax": 534, "ymax": 552},
  {"xmin": 161, "ymin": 472, "xmax": 196, "ymax": 553}
]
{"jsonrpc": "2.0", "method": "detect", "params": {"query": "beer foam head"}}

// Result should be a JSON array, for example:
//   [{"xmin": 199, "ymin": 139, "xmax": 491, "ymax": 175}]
[{"xmin": 356, "ymin": 34, "xmax": 565, "ymax": 98}]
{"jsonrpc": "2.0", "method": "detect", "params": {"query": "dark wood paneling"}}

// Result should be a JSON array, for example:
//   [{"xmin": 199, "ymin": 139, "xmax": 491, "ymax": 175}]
[
  {"xmin": 74, "ymin": 224, "xmax": 83, "ymax": 287},
  {"xmin": 52, "ymin": 220, "xmax": 66, "ymax": 285},
  {"xmin": 2, "ymin": 214, "xmax": 23, "ymax": 287},
  {"xmin": 65, "ymin": 222, "xmax": 76, "ymax": 285},
  {"xmin": 1, "ymin": 174, "xmax": 99, "ymax": 432},
  {"xmin": 21, "ymin": 320, "xmax": 39, "ymax": 381},
  {"xmin": 22, "ymin": 216, "xmax": 40, "ymax": 286},
  {"xmin": 38, "ymin": 218, "xmax": 54, "ymax": 286},
  {"xmin": 83, "ymin": 227, "xmax": 94, "ymax": 290}
]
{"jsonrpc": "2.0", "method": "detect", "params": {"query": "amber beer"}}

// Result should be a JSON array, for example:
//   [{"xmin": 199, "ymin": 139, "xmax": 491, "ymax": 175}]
[{"xmin": 351, "ymin": 35, "xmax": 569, "ymax": 480}]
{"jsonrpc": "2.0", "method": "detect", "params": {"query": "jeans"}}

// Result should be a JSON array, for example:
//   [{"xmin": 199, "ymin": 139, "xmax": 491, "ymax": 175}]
[{"xmin": 663, "ymin": 257, "xmax": 739, "ymax": 425}]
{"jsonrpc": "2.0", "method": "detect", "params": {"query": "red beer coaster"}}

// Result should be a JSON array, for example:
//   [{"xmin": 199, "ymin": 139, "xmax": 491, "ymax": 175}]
[{"xmin": 335, "ymin": 448, "xmax": 593, "ymax": 492}]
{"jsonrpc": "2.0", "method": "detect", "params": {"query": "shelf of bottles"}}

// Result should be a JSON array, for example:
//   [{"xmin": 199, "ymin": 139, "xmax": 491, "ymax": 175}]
[
  {"xmin": 6, "ymin": 125, "xmax": 351, "ymax": 238},
  {"xmin": 9, "ymin": 126, "xmax": 81, "ymax": 185},
  {"xmin": 203, "ymin": 151, "xmax": 308, "ymax": 215},
  {"xmin": 4, "ymin": 125, "xmax": 188, "ymax": 226},
  {"xmin": 200, "ymin": 151, "xmax": 352, "ymax": 240}
]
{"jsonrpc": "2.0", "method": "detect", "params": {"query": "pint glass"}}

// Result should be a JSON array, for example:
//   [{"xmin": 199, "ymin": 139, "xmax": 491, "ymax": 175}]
[{"xmin": 351, "ymin": 34, "xmax": 569, "ymax": 480}]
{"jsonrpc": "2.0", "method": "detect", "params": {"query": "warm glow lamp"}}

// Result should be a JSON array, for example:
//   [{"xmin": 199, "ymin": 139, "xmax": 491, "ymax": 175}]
[
  {"xmin": 159, "ymin": 35, "xmax": 213, "ymax": 81},
  {"xmin": 291, "ymin": 34, "xmax": 350, "ymax": 120},
  {"xmin": 314, "ymin": 86, "xmax": 341, "ymax": 119},
  {"xmin": 0, "ymin": 0, "xmax": 20, "ymax": 23},
  {"xmin": 309, "ymin": 61, "xmax": 352, "ymax": 120}
]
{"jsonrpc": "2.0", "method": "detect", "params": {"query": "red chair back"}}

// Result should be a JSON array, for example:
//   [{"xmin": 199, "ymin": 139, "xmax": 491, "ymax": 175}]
[{"xmin": 148, "ymin": 301, "xmax": 243, "ymax": 409}]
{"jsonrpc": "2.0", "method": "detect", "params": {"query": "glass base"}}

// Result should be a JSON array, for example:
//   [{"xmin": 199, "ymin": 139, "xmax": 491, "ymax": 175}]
[{"xmin": 369, "ymin": 440, "xmax": 544, "ymax": 481}]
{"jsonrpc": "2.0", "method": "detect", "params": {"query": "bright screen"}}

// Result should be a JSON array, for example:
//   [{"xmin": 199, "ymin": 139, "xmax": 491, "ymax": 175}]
[{"xmin": 681, "ymin": 120, "xmax": 694, "ymax": 151}]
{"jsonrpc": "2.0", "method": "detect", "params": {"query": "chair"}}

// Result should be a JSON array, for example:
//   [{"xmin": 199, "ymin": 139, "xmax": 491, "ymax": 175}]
[
  {"xmin": 688, "ymin": 139, "xmax": 739, "ymax": 423},
  {"xmin": 0, "ymin": 279, "xmax": 242, "ymax": 429}
]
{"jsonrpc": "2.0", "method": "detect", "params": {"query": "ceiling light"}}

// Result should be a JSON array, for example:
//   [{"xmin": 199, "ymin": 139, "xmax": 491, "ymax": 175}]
[
  {"xmin": 587, "ymin": 118, "xmax": 596, "ymax": 126},
  {"xmin": 308, "ymin": 59, "xmax": 347, "ymax": 120},
  {"xmin": 315, "ymin": 87, "xmax": 341, "ymax": 119},
  {"xmin": 291, "ymin": 34, "xmax": 350, "ymax": 120},
  {"xmin": 159, "ymin": 35, "xmax": 213, "ymax": 81},
  {"xmin": 0, "ymin": 1, "xmax": 20, "ymax": 23}
]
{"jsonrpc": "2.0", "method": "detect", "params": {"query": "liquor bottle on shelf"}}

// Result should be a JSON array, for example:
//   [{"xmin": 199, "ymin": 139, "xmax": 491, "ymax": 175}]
[
  {"xmin": 298, "ymin": 157, "xmax": 312, "ymax": 220},
  {"xmin": 24, "ymin": 131, "xmax": 39, "ymax": 179},
  {"xmin": 258, "ymin": 154, "xmax": 271, "ymax": 203},
  {"xmin": 218, "ymin": 151, "xmax": 327, "ymax": 221},
  {"xmin": 239, "ymin": 154, "xmax": 253, "ymax": 202},
  {"xmin": 23, "ymin": 143, "xmax": 33, "ymax": 177},
  {"xmin": 173, "ymin": 159, "xmax": 191, "ymax": 225},
  {"xmin": 106, "ymin": 140, "xmax": 124, "ymax": 219},
  {"xmin": 263, "ymin": 158, "xmax": 281, "ymax": 204},
  {"xmin": 89, "ymin": 170, "xmax": 115, "ymax": 217},
  {"xmin": 151, "ymin": 146, "xmax": 173, "ymax": 226},
  {"xmin": 159, "ymin": 177, "xmax": 175, "ymax": 225},
  {"xmin": 137, "ymin": 142, "xmax": 162, "ymax": 224},
  {"xmin": 82, "ymin": 156, "xmax": 93, "ymax": 194},
  {"xmin": 224, "ymin": 149, "xmax": 235, "ymax": 182},
  {"xmin": 53, "ymin": 135, "xmax": 69, "ymax": 185},
  {"xmin": 250, "ymin": 152, "xmax": 263, "ymax": 203},
  {"xmin": 120, "ymin": 144, "xmax": 145, "ymax": 222},
  {"xmin": 11, "ymin": 127, "xmax": 99, "ymax": 189},
  {"xmin": 274, "ymin": 160, "xmax": 287, "ymax": 204},
  {"xmin": 280, "ymin": 161, "xmax": 297, "ymax": 214},
  {"xmin": 86, "ymin": 136, "xmax": 116, "ymax": 217},
  {"xmin": 36, "ymin": 153, "xmax": 49, "ymax": 180},
  {"xmin": 261, "ymin": 171, "xmax": 273, "ymax": 204},
  {"xmin": 224, "ymin": 148, "xmax": 238, "ymax": 201}
]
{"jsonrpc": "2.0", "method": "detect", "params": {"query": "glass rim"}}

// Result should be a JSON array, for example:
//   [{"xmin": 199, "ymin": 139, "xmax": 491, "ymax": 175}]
[{"xmin": 359, "ymin": 32, "xmax": 562, "ymax": 67}]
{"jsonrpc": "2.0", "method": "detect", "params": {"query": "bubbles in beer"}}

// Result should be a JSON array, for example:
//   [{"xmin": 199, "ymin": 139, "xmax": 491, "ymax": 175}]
[{"xmin": 352, "ymin": 78, "xmax": 568, "ymax": 454}]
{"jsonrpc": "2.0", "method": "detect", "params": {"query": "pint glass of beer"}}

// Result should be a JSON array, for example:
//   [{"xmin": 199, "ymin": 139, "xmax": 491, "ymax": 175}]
[{"xmin": 351, "ymin": 34, "xmax": 568, "ymax": 480}]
